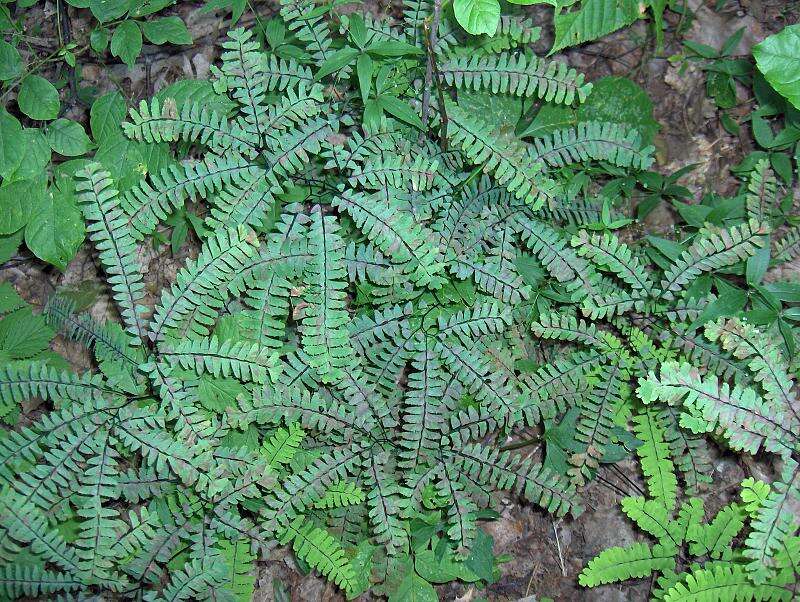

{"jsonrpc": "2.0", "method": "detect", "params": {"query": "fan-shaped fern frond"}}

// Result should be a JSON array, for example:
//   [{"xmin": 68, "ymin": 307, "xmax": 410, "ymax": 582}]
[
  {"xmin": 446, "ymin": 442, "xmax": 581, "ymax": 516},
  {"xmin": 300, "ymin": 207, "xmax": 357, "ymax": 382},
  {"xmin": 0, "ymin": 565, "xmax": 80, "ymax": 599},
  {"xmin": 638, "ymin": 361, "xmax": 796, "ymax": 459},
  {"xmin": 745, "ymin": 158, "xmax": 778, "ymax": 223},
  {"xmin": 633, "ymin": 409, "xmax": 678, "ymax": 511},
  {"xmin": 573, "ymin": 229, "xmax": 654, "ymax": 293},
  {"xmin": 216, "ymin": 538, "xmax": 256, "ymax": 602},
  {"xmin": 122, "ymin": 156, "xmax": 258, "ymax": 240},
  {"xmin": 663, "ymin": 563, "xmax": 792, "ymax": 601}
]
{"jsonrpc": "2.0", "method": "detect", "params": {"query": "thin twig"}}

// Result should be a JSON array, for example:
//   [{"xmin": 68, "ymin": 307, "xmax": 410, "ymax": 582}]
[
  {"xmin": 420, "ymin": 0, "xmax": 444, "ymax": 144},
  {"xmin": 552, "ymin": 520, "xmax": 568, "ymax": 577}
]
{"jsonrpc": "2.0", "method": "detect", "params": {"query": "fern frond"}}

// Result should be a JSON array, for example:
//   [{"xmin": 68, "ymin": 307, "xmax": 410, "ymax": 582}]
[
  {"xmin": 687, "ymin": 502, "xmax": 747, "ymax": 559},
  {"xmin": 531, "ymin": 122, "xmax": 654, "ymax": 169},
  {"xmin": 568, "ymin": 363, "xmax": 626, "ymax": 484},
  {"xmin": 445, "ymin": 99, "xmax": 556, "ymax": 209},
  {"xmin": 436, "ymin": 301, "xmax": 511, "ymax": 346},
  {"xmin": 0, "ymin": 362, "xmax": 108, "ymax": 412},
  {"xmin": 659, "ymin": 220, "xmax": 768, "ymax": 300},
  {"xmin": 744, "ymin": 460, "xmax": 800, "ymax": 583},
  {"xmin": 161, "ymin": 337, "xmax": 278, "ymax": 383},
  {"xmin": 0, "ymin": 565, "xmax": 80, "ymax": 598},
  {"xmin": 149, "ymin": 225, "xmax": 258, "ymax": 343},
  {"xmin": 446, "ymin": 442, "xmax": 581, "ymax": 516},
  {"xmin": 514, "ymin": 214, "xmax": 598, "ymax": 297},
  {"xmin": 579, "ymin": 542, "xmax": 677, "ymax": 586},
  {"xmin": 348, "ymin": 155, "xmax": 438, "ymax": 192},
  {"xmin": 123, "ymin": 98, "xmax": 259, "ymax": 157},
  {"xmin": 301, "ymin": 207, "xmax": 357, "ymax": 382},
  {"xmin": 663, "ymin": 563, "xmax": 792, "ymax": 601},
  {"xmin": 638, "ymin": 362, "xmax": 796, "ymax": 459},
  {"xmin": 0, "ymin": 492, "xmax": 79, "ymax": 572},
  {"xmin": 279, "ymin": 517, "xmax": 356, "ymax": 593},
  {"xmin": 704, "ymin": 318, "xmax": 800, "ymax": 431},
  {"xmin": 157, "ymin": 557, "xmax": 226, "ymax": 602},
  {"xmin": 773, "ymin": 225, "xmax": 800, "ymax": 263},
  {"xmin": 398, "ymin": 339, "xmax": 445, "ymax": 469},
  {"xmin": 333, "ymin": 190, "xmax": 445, "ymax": 289},
  {"xmin": 263, "ymin": 444, "xmax": 363, "ymax": 533},
  {"xmin": 314, "ymin": 480, "xmax": 366, "ymax": 509},
  {"xmin": 121, "ymin": 155, "xmax": 258, "ymax": 240},
  {"xmin": 572, "ymin": 230, "xmax": 654, "ymax": 293},
  {"xmin": 633, "ymin": 409, "xmax": 678, "ymax": 512},
  {"xmin": 363, "ymin": 452, "xmax": 409, "ymax": 556},
  {"xmin": 532, "ymin": 312, "xmax": 621, "ymax": 353},
  {"xmin": 261, "ymin": 422, "xmax": 305, "ymax": 468},
  {"xmin": 745, "ymin": 158, "xmax": 777, "ymax": 223},
  {"xmin": 220, "ymin": 28, "xmax": 270, "ymax": 138},
  {"xmin": 216, "ymin": 538, "xmax": 256, "ymax": 602},
  {"xmin": 261, "ymin": 54, "xmax": 315, "ymax": 92},
  {"xmin": 76, "ymin": 164, "xmax": 147, "ymax": 343},
  {"xmin": 280, "ymin": 0, "xmax": 333, "ymax": 65},
  {"xmin": 440, "ymin": 52, "xmax": 592, "ymax": 104}
]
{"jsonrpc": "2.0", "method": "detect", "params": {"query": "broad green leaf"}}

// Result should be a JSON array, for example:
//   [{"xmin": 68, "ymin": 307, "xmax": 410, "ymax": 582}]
[
  {"xmin": 111, "ymin": 20, "xmax": 143, "ymax": 68},
  {"xmin": 0, "ymin": 230, "xmax": 23, "ymax": 265},
  {"xmin": 47, "ymin": 118, "xmax": 92, "ymax": 156},
  {"xmin": 577, "ymin": 76, "xmax": 659, "ymax": 145},
  {"xmin": 552, "ymin": 0, "xmax": 642, "ymax": 53},
  {"xmin": 366, "ymin": 40, "xmax": 424, "ymax": 56},
  {"xmin": 155, "ymin": 79, "xmax": 238, "ymax": 115},
  {"xmin": 197, "ymin": 376, "xmax": 247, "ymax": 412},
  {"xmin": 0, "ymin": 40, "xmax": 23, "ymax": 81},
  {"xmin": 141, "ymin": 16, "xmax": 193, "ymax": 45},
  {"xmin": 453, "ymin": 0, "xmax": 500, "ymax": 36},
  {"xmin": 378, "ymin": 95, "xmax": 424, "ymax": 130},
  {"xmin": 129, "ymin": 0, "xmax": 177, "ymax": 16},
  {"xmin": 0, "ymin": 307, "xmax": 54, "ymax": 359},
  {"xmin": 10, "ymin": 129, "xmax": 51, "ymax": 180},
  {"xmin": 356, "ymin": 52, "xmax": 372, "ymax": 101},
  {"xmin": 0, "ymin": 176, "xmax": 45, "ymax": 235},
  {"xmin": 90, "ymin": 27, "xmax": 110, "ymax": 52},
  {"xmin": 465, "ymin": 530, "xmax": 495, "ymax": 583},
  {"xmin": 17, "ymin": 75, "xmax": 61, "ymax": 121},
  {"xmin": 201, "ymin": 0, "xmax": 246, "ymax": 24},
  {"xmin": 94, "ymin": 135, "xmax": 147, "ymax": 190},
  {"xmin": 388, "ymin": 573, "xmax": 437, "ymax": 602},
  {"xmin": 88, "ymin": 0, "xmax": 129, "ymax": 22},
  {"xmin": 90, "ymin": 90, "xmax": 127, "ymax": 143},
  {"xmin": 0, "ymin": 108, "xmax": 24, "ymax": 177},
  {"xmin": 519, "ymin": 103, "xmax": 576, "ymax": 138},
  {"xmin": 24, "ymin": 179, "xmax": 85, "ymax": 270},
  {"xmin": 314, "ymin": 47, "xmax": 360, "ymax": 81},
  {"xmin": 753, "ymin": 25, "xmax": 800, "ymax": 110}
]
